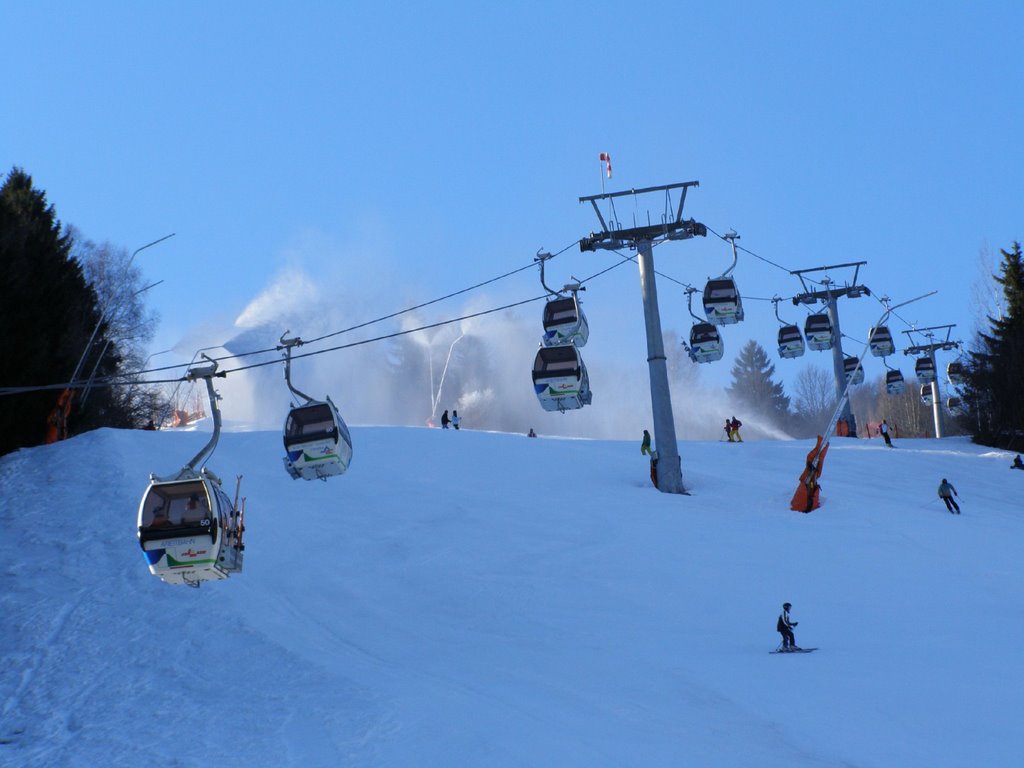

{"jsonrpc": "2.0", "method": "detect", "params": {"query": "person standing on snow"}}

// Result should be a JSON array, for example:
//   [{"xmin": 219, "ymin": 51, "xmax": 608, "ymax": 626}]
[
  {"xmin": 451, "ymin": 410, "xmax": 461, "ymax": 430},
  {"xmin": 777, "ymin": 602, "xmax": 799, "ymax": 651},
  {"xmin": 724, "ymin": 418, "xmax": 735, "ymax": 442},
  {"xmin": 1012, "ymin": 455, "xmax": 1023, "ymax": 471},
  {"xmin": 440, "ymin": 410, "xmax": 450, "ymax": 429},
  {"xmin": 730, "ymin": 416, "xmax": 743, "ymax": 442},
  {"xmin": 880, "ymin": 419, "xmax": 893, "ymax": 447},
  {"xmin": 938, "ymin": 478, "xmax": 960, "ymax": 514},
  {"xmin": 641, "ymin": 429, "xmax": 652, "ymax": 455}
]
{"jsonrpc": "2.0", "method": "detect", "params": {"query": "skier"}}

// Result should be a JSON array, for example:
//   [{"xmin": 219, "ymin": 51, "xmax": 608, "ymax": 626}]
[
  {"xmin": 879, "ymin": 419, "xmax": 893, "ymax": 447},
  {"xmin": 730, "ymin": 416, "xmax": 743, "ymax": 442},
  {"xmin": 724, "ymin": 418, "xmax": 735, "ymax": 442},
  {"xmin": 440, "ymin": 410, "xmax": 450, "ymax": 429},
  {"xmin": 528, "ymin": 428, "xmax": 537, "ymax": 438},
  {"xmin": 640, "ymin": 429, "xmax": 652, "ymax": 455},
  {"xmin": 777, "ymin": 602, "xmax": 799, "ymax": 651},
  {"xmin": 451, "ymin": 410, "xmax": 461, "ymax": 430},
  {"xmin": 938, "ymin": 478, "xmax": 960, "ymax": 514},
  {"xmin": 1012, "ymin": 455, "xmax": 1023, "ymax": 471}
]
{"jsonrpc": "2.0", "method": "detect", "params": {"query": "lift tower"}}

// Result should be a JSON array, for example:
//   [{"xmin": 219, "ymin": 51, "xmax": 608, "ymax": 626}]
[
  {"xmin": 902, "ymin": 324, "xmax": 959, "ymax": 439},
  {"xmin": 791, "ymin": 262, "xmax": 869, "ymax": 437},
  {"xmin": 580, "ymin": 181, "xmax": 707, "ymax": 494}
]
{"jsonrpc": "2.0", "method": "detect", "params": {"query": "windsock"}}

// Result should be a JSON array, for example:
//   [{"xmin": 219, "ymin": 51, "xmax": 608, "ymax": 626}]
[{"xmin": 599, "ymin": 152, "xmax": 612, "ymax": 178}]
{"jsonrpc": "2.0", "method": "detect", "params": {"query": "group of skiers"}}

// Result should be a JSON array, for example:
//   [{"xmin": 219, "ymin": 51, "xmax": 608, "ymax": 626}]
[
  {"xmin": 724, "ymin": 417, "xmax": 743, "ymax": 442},
  {"xmin": 439, "ymin": 410, "xmax": 461, "ymax": 430}
]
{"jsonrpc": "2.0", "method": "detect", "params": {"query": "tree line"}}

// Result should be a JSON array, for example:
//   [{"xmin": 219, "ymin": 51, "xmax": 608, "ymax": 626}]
[{"xmin": 0, "ymin": 167, "xmax": 164, "ymax": 455}]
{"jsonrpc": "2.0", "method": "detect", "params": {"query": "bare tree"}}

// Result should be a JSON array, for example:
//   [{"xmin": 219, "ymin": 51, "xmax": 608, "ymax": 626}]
[
  {"xmin": 971, "ymin": 240, "xmax": 1004, "ymax": 335},
  {"xmin": 790, "ymin": 365, "xmax": 836, "ymax": 437},
  {"xmin": 70, "ymin": 231, "xmax": 164, "ymax": 425}
]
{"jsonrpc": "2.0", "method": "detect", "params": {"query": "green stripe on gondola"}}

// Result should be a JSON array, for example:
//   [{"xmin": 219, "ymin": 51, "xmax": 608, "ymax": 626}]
[
  {"xmin": 167, "ymin": 554, "xmax": 218, "ymax": 568},
  {"xmin": 302, "ymin": 451, "xmax": 340, "ymax": 462}
]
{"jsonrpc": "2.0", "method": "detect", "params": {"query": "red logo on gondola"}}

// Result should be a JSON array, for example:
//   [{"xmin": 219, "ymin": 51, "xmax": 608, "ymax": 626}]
[{"xmin": 181, "ymin": 548, "xmax": 208, "ymax": 558}]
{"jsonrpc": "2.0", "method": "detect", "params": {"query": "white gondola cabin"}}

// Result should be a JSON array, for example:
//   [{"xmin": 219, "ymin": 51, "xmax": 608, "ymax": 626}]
[
  {"xmin": 885, "ymin": 369, "xmax": 906, "ymax": 395},
  {"xmin": 541, "ymin": 296, "xmax": 589, "ymax": 348},
  {"xmin": 279, "ymin": 333, "xmax": 353, "ymax": 481},
  {"xmin": 703, "ymin": 278, "xmax": 744, "ymax": 325},
  {"xmin": 804, "ymin": 313, "xmax": 834, "ymax": 351},
  {"xmin": 137, "ymin": 358, "xmax": 244, "ymax": 588},
  {"xmin": 920, "ymin": 384, "xmax": 934, "ymax": 406},
  {"xmin": 947, "ymin": 361, "xmax": 965, "ymax": 385},
  {"xmin": 533, "ymin": 345, "xmax": 592, "ymax": 412},
  {"xmin": 947, "ymin": 396, "xmax": 965, "ymax": 415},
  {"xmin": 777, "ymin": 324, "xmax": 805, "ymax": 359},
  {"xmin": 844, "ymin": 356, "xmax": 865, "ymax": 385},
  {"xmin": 687, "ymin": 322, "xmax": 724, "ymax": 364},
  {"xmin": 868, "ymin": 325, "xmax": 895, "ymax": 358},
  {"xmin": 283, "ymin": 398, "xmax": 353, "ymax": 481},
  {"xmin": 138, "ymin": 473, "xmax": 243, "ymax": 587},
  {"xmin": 915, "ymin": 357, "xmax": 936, "ymax": 383}
]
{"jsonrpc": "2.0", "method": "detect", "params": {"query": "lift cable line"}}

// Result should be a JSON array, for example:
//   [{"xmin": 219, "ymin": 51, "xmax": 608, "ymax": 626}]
[
  {"xmin": 2, "ymin": 215, "xmax": 936, "ymax": 412},
  {"xmin": 0, "ymin": 293, "xmax": 555, "ymax": 395},
  {"xmin": 35, "ymin": 238, "xmax": 591, "ymax": 387}
]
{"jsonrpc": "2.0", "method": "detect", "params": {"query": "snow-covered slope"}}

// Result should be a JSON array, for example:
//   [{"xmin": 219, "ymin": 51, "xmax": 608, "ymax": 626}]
[{"xmin": 1, "ymin": 427, "xmax": 1021, "ymax": 767}]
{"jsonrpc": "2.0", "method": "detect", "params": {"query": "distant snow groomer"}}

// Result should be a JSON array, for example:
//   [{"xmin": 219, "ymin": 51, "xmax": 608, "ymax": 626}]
[{"xmin": 777, "ymin": 602, "xmax": 799, "ymax": 651}]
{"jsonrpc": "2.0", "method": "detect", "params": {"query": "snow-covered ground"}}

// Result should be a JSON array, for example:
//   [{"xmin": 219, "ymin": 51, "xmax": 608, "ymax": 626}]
[{"xmin": 1, "ymin": 425, "xmax": 1021, "ymax": 767}]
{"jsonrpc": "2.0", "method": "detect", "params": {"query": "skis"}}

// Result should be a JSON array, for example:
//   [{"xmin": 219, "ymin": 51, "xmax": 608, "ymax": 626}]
[{"xmin": 770, "ymin": 647, "xmax": 818, "ymax": 654}]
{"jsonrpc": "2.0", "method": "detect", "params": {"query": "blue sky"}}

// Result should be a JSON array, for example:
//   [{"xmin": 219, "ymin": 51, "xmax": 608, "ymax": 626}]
[{"xmin": 3, "ymin": 1, "xmax": 1022, "ymax": 401}]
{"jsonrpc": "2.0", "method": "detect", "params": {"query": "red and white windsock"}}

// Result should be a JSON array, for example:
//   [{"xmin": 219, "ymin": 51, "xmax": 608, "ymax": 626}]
[{"xmin": 599, "ymin": 152, "xmax": 612, "ymax": 178}]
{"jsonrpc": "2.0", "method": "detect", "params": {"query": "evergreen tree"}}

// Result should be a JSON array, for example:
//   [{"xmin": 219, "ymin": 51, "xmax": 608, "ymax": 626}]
[
  {"xmin": 964, "ymin": 241, "xmax": 1024, "ymax": 447},
  {"xmin": 0, "ymin": 168, "xmax": 119, "ymax": 454},
  {"xmin": 726, "ymin": 339, "xmax": 791, "ymax": 426}
]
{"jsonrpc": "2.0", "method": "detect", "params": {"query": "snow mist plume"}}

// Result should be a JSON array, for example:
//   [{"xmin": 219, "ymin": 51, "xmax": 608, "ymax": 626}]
[{"xmin": 171, "ymin": 261, "xmax": 793, "ymax": 441}]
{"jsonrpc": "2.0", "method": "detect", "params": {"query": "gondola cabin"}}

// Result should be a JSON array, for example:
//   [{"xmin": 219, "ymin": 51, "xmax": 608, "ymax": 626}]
[
  {"xmin": 947, "ymin": 361, "xmax": 965, "ymax": 385},
  {"xmin": 532, "ymin": 345, "xmax": 592, "ymax": 412},
  {"xmin": 868, "ymin": 325, "xmax": 895, "ymax": 357},
  {"xmin": 885, "ymin": 369, "xmax": 906, "ymax": 395},
  {"xmin": 137, "ymin": 473, "xmax": 243, "ymax": 587},
  {"xmin": 915, "ymin": 357, "xmax": 936, "ymax": 383},
  {"xmin": 947, "ymin": 396, "xmax": 965, "ymax": 415},
  {"xmin": 920, "ymin": 384, "xmax": 934, "ymax": 406},
  {"xmin": 777, "ymin": 324, "xmax": 805, "ymax": 359},
  {"xmin": 702, "ymin": 278, "xmax": 744, "ymax": 325},
  {"xmin": 804, "ymin": 313, "xmax": 834, "ymax": 351},
  {"xmin": 688, "ymin": 322, "xmax": 724, "ymax": 364},
  {"xmin": 541, "ymin": 297, "xmax": 589, "ymax": 348},
  {"xmin": 283, "ymin": 398, "xmax": 353, "ymax": 481},
  {"xmin": 844, "ymin": 356, "xmax": 865, "ymax": 385}
]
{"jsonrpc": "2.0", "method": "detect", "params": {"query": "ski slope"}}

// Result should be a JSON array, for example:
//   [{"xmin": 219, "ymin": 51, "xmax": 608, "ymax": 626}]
[{"xmin": 1, "ymin": 426, "xmax": 1021, "ymax": 767}]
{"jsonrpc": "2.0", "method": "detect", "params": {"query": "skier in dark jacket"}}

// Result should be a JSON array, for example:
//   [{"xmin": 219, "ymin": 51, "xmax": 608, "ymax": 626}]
[
  {"xmin": 777, "ymin": 602, "xmax": 799, "ymax": 650},
  {"xmin": 730, "ymin": 416, "xmax": 743, "ymax": 442},
  {"xmin": 1012, "ymin": 455, "xmax": 1023, "ymax": 471},
  {"xmin": 640, "ymin": 429, "xmax": 652, "ymax": 455},
  {"xmin": 440, "ymin": 410, "xmax": 450, "ymax": 429},
  {"xmin": 938, "ymin": 478, "xmax": 960, "ymax": 513}
]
